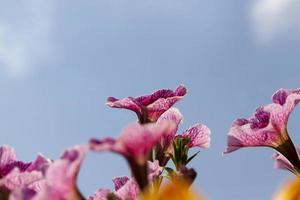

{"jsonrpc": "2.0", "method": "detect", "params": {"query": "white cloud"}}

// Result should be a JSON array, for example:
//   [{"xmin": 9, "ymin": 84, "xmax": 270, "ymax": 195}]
[
  {"xmin": 0, "ymin": 1, "xmax": 55, "ymax": 77},
  {"xmin": 250, "ymin": 0, "xmax": 300, "ymax": 42}
]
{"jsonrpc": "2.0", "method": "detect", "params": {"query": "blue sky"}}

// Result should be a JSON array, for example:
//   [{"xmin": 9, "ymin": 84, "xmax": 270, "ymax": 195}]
[{"xmin": 0, "ymin": 1, "xmax": 300, "ymax": 199}]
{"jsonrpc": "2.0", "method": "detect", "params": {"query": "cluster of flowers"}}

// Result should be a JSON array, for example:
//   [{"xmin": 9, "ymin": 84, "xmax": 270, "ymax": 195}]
[
  {"xmin": 0, "ymin": 85, "xmax": 211, "ymax": 200},
  {"xmin": 1, "ymin": 85, "xmax": 300, "ymax": 200}
]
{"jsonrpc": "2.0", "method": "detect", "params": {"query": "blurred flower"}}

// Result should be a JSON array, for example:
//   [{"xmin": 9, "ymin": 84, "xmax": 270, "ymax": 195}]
[
  {"xmin": 31, "ymin": 144, "xmax": 89, "ymax": 200},
  {"xmin": 141, "ymin": 180, "xmax": 201, "ymax": 200},
  {"xmin": 147, "ymin": 161, "xmax": 162, "ymax": 182},
  {"xmin": 106, "ymin": 85, "xmax": 187, "ymax": 123},
  {"xmin": 0, "ymin": 145, "xmax": 51, "ymax": 199},
  {"xmin": 273, "ymin": 178, "xmax": 300, "ymax": 200},
  {"xmin": 89, "ymin": 177, "xmax": 139, "ymax": 200},
  {"xmin": 90, "ymin": 122, "xmax": 175, "ymax": 190},
  {"xmin": 224, "ymin": 89, "xmax": 300, "ymax": 173}
]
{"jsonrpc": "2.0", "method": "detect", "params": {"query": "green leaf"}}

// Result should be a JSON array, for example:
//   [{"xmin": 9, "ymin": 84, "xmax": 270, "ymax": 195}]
[{"xmin": 186, "ymin": 151, "xmax": 201, "ymax": 165}]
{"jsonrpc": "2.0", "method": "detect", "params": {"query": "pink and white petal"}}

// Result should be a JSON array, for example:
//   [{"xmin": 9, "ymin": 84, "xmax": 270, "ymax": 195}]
[
  {"xmin": 0, "ymin": 169, "xmax": 44, "ymax": 192},
  {"xmin": 224, "ymin": 119, "xmax": 281, "ymax": 154},
  {"xmin": 147, "ymin": 160, "xmax": 162, "ymax": 182},
  {"xmin": 26, "ymin": 154, "xmax": 52, "ymax": 174},
  {"xmin": 273, "ymin": 152, "xmax": 294, "ymax": 172},
  {"xmin": 33, "ymin": 145, "xmax": 88, "ymax": 200},
  {"xmin": 117, "ymin": 122, "xmax": 175, "ymax": 162},
  {"xmin": 135, "ymin": 85, "xmax": 186, "ymax": 107},
  {"xmin": 112, "ymin": 176, "xmax": 130, "ymax": 191},
  {"xmin": 157, "ymin": 107, "xmax": 183, "ymax": 126},
  {"xmin": 147, "ymin": 97, "xmax": 184, "ymax": 122},
  {"xmin": 273, "ymin": 147, "xmax": 300, "ymax": 173},
  {"xmin": 0, "ymin": 145, "xmax": 17, "ymax": 169},
  {"xmin": 10, "ymin": 188, "xmax": 36, "ymax": 200},
  {"xmin": 89, "ymin": 138, "xmax": 118, "ymax": 152},
  {"xmin": 114, "ymin": 179, "xmax": 139, "ymax": 200},
  {"xmin": 157, "ymin": 108, "xmax": 183, "ymax": 146},
  {"xmin": 182, "ymin": 123, "xmax": 211, "ymax": 148},
  {"xmin": 106, "ymin": 97, "xmax": 142, "ymax": 115},
  {"xmin": 88, "ymin": 189, "xmax": 111, "ymax": 200}
]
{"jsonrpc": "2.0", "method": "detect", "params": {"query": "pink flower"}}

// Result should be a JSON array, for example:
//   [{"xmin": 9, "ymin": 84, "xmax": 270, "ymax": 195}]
[
  {"xmin": 107, "ymin": 85, "xmax": 187, "ymax": 123},
  {"xmin": 224, "ymin": 89, "xmax": 300, "ymax": 174},
  {"xmin": 89, "ymin": 177, "xmax": 139, "ymax": 200},
  {"xmin": 147, "ymin": 160, "xmax": 163, "ymax": 182},
  {"xmin": 0, "ymin": 145, "xmax": 51, "ymax": 199},
  {"xmin": 157, "ymin": 108, "xmax": 211, "ymax": 150},
  {"xmin": 90, "ymin": 121, "xmax": 175, "ymax": 190},
  {"xmin": 153, "ymin": 108, "xmax": 211, "ymax": 170},
  {"xmin": 32, "ymin": 144, "xmax": 89, "ymax": 200},
  {"xmin": 181, "ymin": 124, "xmax": 211, "ymax": 149}
]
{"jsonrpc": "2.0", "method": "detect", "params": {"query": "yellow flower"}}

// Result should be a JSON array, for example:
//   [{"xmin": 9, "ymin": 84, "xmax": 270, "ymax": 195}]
[
  {"xmin": 274, "ymin": 178, "xmax": 300, "ymax": 200},
  {"xmin": 141, "ymin": 180, "xmax": 202, "ymax": 200}
]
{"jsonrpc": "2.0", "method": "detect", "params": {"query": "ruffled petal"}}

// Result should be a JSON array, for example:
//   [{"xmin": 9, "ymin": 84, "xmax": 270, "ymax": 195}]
[
  {"xmin": 33, "ymin": 145, "xmax": 88, "ymax": 200},
  {"xmin": 181, "ymin": 123, "xmax": 211, "ymax": 148},
  {"xmin": 147, "ymin": 160, "xmax": 162, "ymax": 182},
  {"xmin": 106, "ymin": 85, "xmax": 187, "ymax": 122},
  {"xmin": 90, "ymin": 122, "xmax": 175, "ymax": 165},
  {"xmin": 88, "ymin": 189, "xmax": 111, "ymax": 200},
  {"xmin": 106, "ymin": 97, "xmax": 142, "ymax": 117},
  {"xmin": 114, "ymin": 178, "xmax": 138, "ymax": 200},
  {"xmin": 112, "ymin": 176, "xmax": 130, "ymax": 191},
  {"xmin": 157, "ymin": 108, "xmax": 183, "ymax": 147}
]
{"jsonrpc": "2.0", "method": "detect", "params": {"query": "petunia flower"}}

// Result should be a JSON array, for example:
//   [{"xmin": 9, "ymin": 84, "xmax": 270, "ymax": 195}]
[
  {"xmin": 90, "ymin": 122, "xmax": 175, "ymax": 190},
  {"xmin": 31, "ymin": 144, "xmax": 89, "ymax": 200},
  {"xmin": 147, "ymin": 161, "xmax": 162, "ymax": 183},
  {"xmin": 224, "ymin": 88, "xmax": 300, "ymax": 173},
  {"xmin": 89, "ymin": 177, "xmax": 139, "ymax": 200},
  {"xmin": 0, "ymin": 145, "xmax": 51, "ymax": 199},
  {"xmin": 155, "ymin": 108, "xmax": 211, "ymax": 167},
  {"xmin": 106, "ymin": 85, "xmax": 187, "ymax": 123}
]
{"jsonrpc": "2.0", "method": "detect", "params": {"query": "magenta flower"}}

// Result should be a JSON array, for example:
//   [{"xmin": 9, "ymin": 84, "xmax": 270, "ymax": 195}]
[
  {"xmin": 155, "ymin": 108, "xmax": 211, "ymax": 167},
  {"xmin": 89, "ymin": 177, "xmax": 139, "ymax": 200},
  {"xmin": 106, "ymin": 85, "xmax": 187, "ymax": 123},
  {"xmin": 157, "ymin": 108, "xmax": 211, "ymax": 149},
  {"xmin": 181, "ymin": 123, "xmax": 211, "ymax": 149},
  {"xmin": 90, "ymin": 121, "xmax": 175, "ymax": 190},
  {"xmin": 224, "ymin": 88, "xmax": 300, "ymax": 174},
  {"xmin": 147, "ymin": 160, "xmax": 162, "ymax": 182},
  {"xmin": 0, "ymin": 145, "xmax": 51, "ymax": 199},
  {"xmin": 32, "ymin": 144, "xmax": 89, "ymax": 200}
]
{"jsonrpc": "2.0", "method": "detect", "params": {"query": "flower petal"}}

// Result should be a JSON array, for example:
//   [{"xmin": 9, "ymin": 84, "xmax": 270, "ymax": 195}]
[
  {"xmin": 114, "ymin": 178, "xmax": 138, "ymax": 200},
  {"xmin": 88, "ymin": 189, "xmax": 111, "ymax": 200},
  {"xmin": 106, "ymin": 97, "xmax": 142, "ymax": 117},
  {"xmin": 33, "ymin": 145, "xmax": 88, "ymax": 200},
  {"xmin": 0, "ymin": 146, "xmax": 17, "ymax": 176},
  {"xmin": 107, "ymin": 85, "xmax": 187, "ymax": 122},
  {"xmin": 181, "ymin": 124, "xmax": 211, "ymax": 148},
  {"xmin": 157, "ymin": 108, "xmax": 183, "ymax": 146},
  {"xmin": 117, "ymin": 122, "xmax": 175, "ymax": 162},
  {"xmin": 112, "ymin": 176, "xmax": 129, "ymax": 191},
  {"xmin": 273, "ymin": 147, "xmax": 300, "ymax": 175},
  {"xmin": 224, "ymin": 88, "xmax": 300, "ymax": 160},
  {"xmin": 10, "ymin": 188, "xmax": 36, "ymax": 200},
  {"xmin": 147, "ymin": 160, "xmax": 162, "ymax": 182},
  {"xmin": 91, "ymin": 122, "xmax": 175, "ymax": 164},
  {"xmin": 135, "ymin": 85, "xmax": 187, "ymax": 107},
  {"xmin": 0, "ymin": 169, "xmax": 44, "ymax": 192}
]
